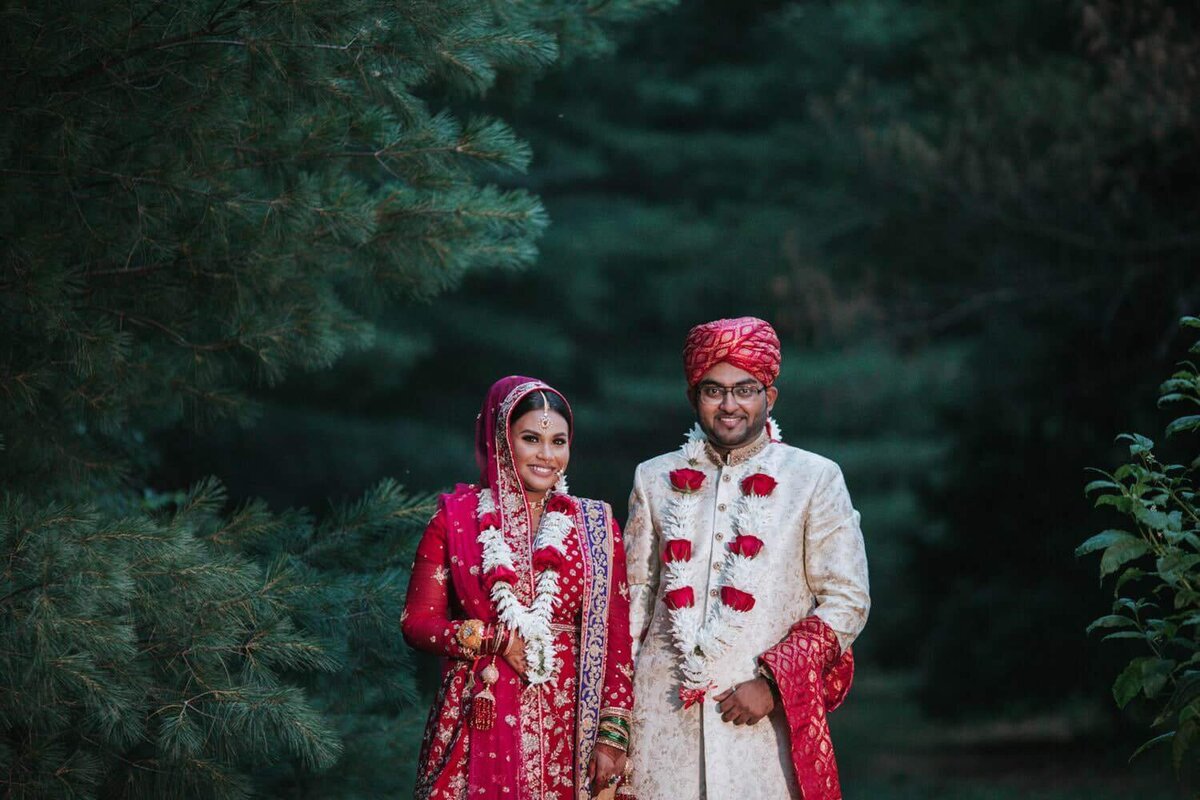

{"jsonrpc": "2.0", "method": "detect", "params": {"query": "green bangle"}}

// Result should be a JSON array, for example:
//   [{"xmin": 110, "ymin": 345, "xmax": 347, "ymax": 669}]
[
  {"xmin": 600, "ymin": 715, "xmax": 630, "ymax": 731},
  {"xmin": 597, "ymin": 732, "xmax": 628, "ymax": 750}
]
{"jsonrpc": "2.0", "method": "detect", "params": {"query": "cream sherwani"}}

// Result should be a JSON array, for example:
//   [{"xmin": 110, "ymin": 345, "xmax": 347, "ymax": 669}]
[{"xmin": 624, "ymin": 432, "xmax": 870, "ymax": 799}]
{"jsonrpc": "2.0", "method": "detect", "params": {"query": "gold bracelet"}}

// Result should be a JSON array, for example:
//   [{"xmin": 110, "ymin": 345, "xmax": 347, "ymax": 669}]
[{"xmin": 456, "ymin": 619, "xmax": 484, "ymax": 655}]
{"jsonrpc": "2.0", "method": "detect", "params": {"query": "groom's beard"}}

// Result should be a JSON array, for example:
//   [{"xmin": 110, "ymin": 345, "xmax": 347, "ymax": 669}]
[{"xmin": 697, "ymin": 401, "xmax": 769, "ymax": 451}]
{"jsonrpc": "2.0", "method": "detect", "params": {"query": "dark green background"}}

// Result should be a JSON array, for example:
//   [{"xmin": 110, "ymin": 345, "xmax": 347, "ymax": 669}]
[{"xmin": 15, "ymin": 0, "xmax": 1193, "ymax": 796}]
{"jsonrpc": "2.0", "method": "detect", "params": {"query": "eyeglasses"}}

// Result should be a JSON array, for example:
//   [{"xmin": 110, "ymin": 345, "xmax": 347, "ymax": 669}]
[{"xmin": 696, "ymin": 383, "xmax": 767, "ymax": 405}]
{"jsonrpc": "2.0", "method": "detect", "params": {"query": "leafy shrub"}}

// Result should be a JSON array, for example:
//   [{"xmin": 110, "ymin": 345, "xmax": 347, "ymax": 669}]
[{"xmin": 1079, "ymin": 315, "xmax": 1200, "ymax": 777}]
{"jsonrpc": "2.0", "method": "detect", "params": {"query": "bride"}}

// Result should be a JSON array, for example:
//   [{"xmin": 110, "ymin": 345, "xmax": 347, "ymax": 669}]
[{"xmin": 402, "ymin": 376, "xmax": 634, "ymax": 799}]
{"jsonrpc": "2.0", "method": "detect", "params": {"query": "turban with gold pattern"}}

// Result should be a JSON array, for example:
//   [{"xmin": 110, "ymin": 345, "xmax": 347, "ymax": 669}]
[{"xmin": 683, "ymin": 316, "xmax": 781, "ymax": 387}]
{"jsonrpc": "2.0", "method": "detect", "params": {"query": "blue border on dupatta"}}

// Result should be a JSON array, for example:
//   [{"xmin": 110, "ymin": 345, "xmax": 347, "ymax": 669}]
[{"xmin": 573, "ymin": 498, "xmax": 613, "ymax": 799}]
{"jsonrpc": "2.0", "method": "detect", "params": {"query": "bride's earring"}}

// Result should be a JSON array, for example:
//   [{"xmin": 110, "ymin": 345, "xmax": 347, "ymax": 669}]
[{"xmin": 553, "ymin": 470, "xmax": 569, "ymax": 496}]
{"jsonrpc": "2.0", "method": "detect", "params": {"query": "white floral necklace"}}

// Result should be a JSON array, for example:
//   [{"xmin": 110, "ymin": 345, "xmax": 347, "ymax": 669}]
[
  {"xmin": 476, "ymin": 487, "xmax": 574, "ymax": 684},
  {"xmin": 661, "ymin": 420, "xmax": 781, "ymax": 708}
]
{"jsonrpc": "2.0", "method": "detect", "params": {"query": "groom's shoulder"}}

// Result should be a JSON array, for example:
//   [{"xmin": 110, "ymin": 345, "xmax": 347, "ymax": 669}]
[
  {"xmin": 634, "ymin": 449, "xmax": 687, "ymax": 477},
  {"xmin": 768, "ymin": 441, "xmax": 842, "ymax": 477}
]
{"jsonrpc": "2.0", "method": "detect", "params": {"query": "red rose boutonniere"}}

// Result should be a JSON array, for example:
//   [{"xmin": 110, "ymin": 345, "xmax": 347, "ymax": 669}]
[
  {"xmin": 728, "ymin": 534, "xmax": 764, "ymax": 559},
  {"xmin": 664, "ymin": 587, "xmax": 695, "ymax": 610},
  {"xmin": 662, "ymin": 539, "xmax": 693, "ymax": 563},
  {"xmin": 741, "ymin": 473, "xmax": 778, "ymax": 497},
  {"xmin": 669, "ymin": 468, "xmax": 706, "ymax": 494},
  {"xmin": 720, "ymin": 586, "xmax": 756, "ymax": 612}
]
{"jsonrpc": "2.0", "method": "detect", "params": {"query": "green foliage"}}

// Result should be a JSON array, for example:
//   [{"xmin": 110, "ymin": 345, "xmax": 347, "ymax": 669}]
[
  {"xmin": 0, "ymin": 477, "xmax": 436, "ymax": 799},
  {"xmin": 0, "ymin": 0, "xmax": 669, "ymax": 796},
  {"xmin": 1081, "ymin": 318, "xmax": 1200, "ymax": 780}
]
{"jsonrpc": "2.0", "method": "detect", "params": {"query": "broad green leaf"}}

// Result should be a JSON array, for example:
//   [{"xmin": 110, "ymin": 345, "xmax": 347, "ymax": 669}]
[
  {"xmin": 1103, "ymin": 631, "xmax": 1148, "ymax": 641},
  {"xmin": 1115, "ymin": 597, "xmax": 1152, "ymax": 613},
  {"xmin": 1076, "ymin": 530, "xmax": 1134, "ymax": 557},
  {"xmin": 1166, "ymin": 415, "xmax": 1200, "ymax": 437},
  {"xmin": 1087, "ymin": 614, "xmax": 1136, "ymax": 633},
  {"xmin": 1095, "ymin": 494, "xmax": 1133, "ymax": 512},
  {"xmin": 1101, "ymin": 538, "xmax": 1152, "ymax": 578},
  {"xmin": 1114, "ymin": 658, "xmax": 1150, "ymax": 708},
  {"xmin": 1161, "ymin": 378, "xmax": 1196, "ymax": 393},
  {"xmin": 1084, "ymin": 479, "xmax": 1120, "ymax": 494},
  {"xmin": 1175, "ymin": 589, "xmax": 1200, "ymax": 610},
  {"xmin": 1181, "ymin": 316, "xmax": 1200, "ymax": 329},
  {"xmin": 1142, "ymin": 658, "xmax": 1176, "ymax": 699},
  {"xmin": 1134, "ymin": 505, "xmax": 1171, "ymax": 531},
  {"xmin": 1158, "ymin": 393, "xmax": 1200, "ymax": 408},
  {"xmin": 1114, "ymin": 463, "xmax": 1142, "ymax": 481},
  {"xmin": 1117, "ymin": 432, "xmax": 1155, "ymax": 455},
  {"xmin": 1157, "ymin": 553, "xmax": 1200, "ymax": 586}
]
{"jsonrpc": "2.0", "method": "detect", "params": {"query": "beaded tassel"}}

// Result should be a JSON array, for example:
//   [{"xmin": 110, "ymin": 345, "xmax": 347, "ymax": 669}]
[{"xmin": 471, "ymin": 659, "xmax": 499, "ymax": 731}]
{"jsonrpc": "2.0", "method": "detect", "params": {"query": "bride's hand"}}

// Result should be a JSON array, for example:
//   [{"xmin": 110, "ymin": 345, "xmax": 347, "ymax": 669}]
[
  {"xmin": 502, "ymin": 633, "xmax": 528, "ymax": 679},
  {"xmin": 587, "ymin": 742, "xmax": 627, "ymax": 795}
]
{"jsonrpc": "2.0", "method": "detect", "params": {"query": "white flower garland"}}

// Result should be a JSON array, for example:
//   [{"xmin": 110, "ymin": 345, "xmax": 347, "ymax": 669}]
[
  {"xmin": 476, "ymin": 489, "xmax": 572, "ymax": 684},
  {"xmin": 664, "ymin": 420, "xmax": 780, "ymax": 696}
]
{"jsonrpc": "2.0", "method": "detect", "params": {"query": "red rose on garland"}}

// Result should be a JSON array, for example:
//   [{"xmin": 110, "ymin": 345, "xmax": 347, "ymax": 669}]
[
  {"xmin": 484, "ymin": 565, "xmax": 519, "ymax": 590},
  {"xmin": 741, "ymin": 473, "xmax": 778, "ymax": 497},
  {"xmin": 664, "ymin": 587, "xmax": 695, "ymax": 610},
  {"xmin": 669, "ymin": 468, "xmax": 706, "ymax": 494},
  {"xmin": 545, "ymin": 495, "xmax": 577, "ymax": 515},
  {"xmin": 533, "ymin": 546, "xmax": 566, "ymax": 572},
  {"xmin": 478, "ymin": 511, "xmax": 501, "ymax": 531},
  {"xmin": 662, "ymin": 539, "xmax": 692, "ymax": 563},
  {"xmin": 728, "ymin": 534, "xmax": 764, "ymax": 558},
  {"xmin": 720, "ymin": 586, "xmax": 756, "ymax": 612}
]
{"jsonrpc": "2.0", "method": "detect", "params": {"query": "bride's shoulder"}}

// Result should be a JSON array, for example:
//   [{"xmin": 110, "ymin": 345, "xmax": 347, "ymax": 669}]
[
  {"xmin": 437, "ymin": 482, "xmax": 485, "ymax": 511},
  {"xmin": 557, "ymin": 494, "xmax": 616, "ymax": 522}
]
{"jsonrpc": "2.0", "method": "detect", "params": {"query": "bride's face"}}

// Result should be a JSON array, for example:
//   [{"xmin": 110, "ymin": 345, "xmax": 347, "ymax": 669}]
[{"xmin": 509, "ymin": 408, "xmax": 570, "ymax": 495}]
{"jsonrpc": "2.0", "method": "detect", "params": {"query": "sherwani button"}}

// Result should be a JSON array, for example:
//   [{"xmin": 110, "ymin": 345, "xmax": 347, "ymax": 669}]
[
  {"xmin": 715, "ymin": 533, "xmax": 723, "ymax": 541},
  {"xmin": 709, "ymin": 589, "xmax": 718, "ymax": 598},
  {"xmin": 718, "ymin": 503, "xmax": 727, "ymax": 511},
  {"xmin": 722, "ymin": 474, "xmax": 731, "ymax": 482},
  {"xmin": 712, "ymin": 563, "xmax": 720, "ymax": 571}
]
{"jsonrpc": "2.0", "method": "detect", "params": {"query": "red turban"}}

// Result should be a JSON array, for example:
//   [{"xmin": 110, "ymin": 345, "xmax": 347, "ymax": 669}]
[{"xmin": 683, "ymin": 316, "xmax": 781, "ymax": 387}]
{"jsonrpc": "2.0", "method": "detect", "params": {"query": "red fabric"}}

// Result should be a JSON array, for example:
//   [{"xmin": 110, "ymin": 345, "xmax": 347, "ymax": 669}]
[
  {"xmin": 759, "ymin": 616, "xmax": 855, "ymax": 800},
  {"xmin": 683, "ymin": 316, "xmax": 782, "ymax": 387}
]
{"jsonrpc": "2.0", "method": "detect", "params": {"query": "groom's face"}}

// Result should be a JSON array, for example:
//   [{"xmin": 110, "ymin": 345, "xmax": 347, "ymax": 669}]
[{"xmin": 689, "ymin": 362, "xmax": 777, "ymax": 451}]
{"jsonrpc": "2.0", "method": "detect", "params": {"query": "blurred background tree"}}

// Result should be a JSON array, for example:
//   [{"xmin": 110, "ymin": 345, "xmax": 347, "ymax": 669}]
[
  {"xmin": 157, "ymin": 0, "xmax": 1198, "ymax": 796},
  {"xmin": 5, "ymin": 0, "xmax": 1199, "ymax": 797},
  {"xmin": 0, "ymin": 0, "xmax": 667, "ymax": 797}
]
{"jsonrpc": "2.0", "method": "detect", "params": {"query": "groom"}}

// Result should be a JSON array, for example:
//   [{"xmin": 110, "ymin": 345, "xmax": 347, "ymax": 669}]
[{"xmin": 622, "ymin": 317, "xmax": 870, "ymax": 800}]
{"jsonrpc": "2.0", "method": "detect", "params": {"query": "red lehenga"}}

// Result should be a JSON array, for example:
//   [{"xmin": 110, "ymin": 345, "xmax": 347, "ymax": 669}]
[{"xmin": 402, "ymin": 377, "xmax": 633, "ymax": 800}]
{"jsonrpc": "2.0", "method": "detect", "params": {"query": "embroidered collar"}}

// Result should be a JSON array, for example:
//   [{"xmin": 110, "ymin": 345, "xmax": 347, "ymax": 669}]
[{"xmin": 704, "ymin": 429, "xmax": 770, "ymax": 467}]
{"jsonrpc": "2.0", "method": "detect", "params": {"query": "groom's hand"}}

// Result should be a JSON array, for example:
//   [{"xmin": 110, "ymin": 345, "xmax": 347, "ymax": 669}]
[{"xmin": 714, "ymin": 678, "xmax": 775, "ymax": 725}]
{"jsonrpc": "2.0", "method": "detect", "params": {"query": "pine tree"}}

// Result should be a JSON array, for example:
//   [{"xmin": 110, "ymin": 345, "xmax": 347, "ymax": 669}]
[{"xmin": 0, "ymin": 1, "xmax": 669, "ymax": 796}]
